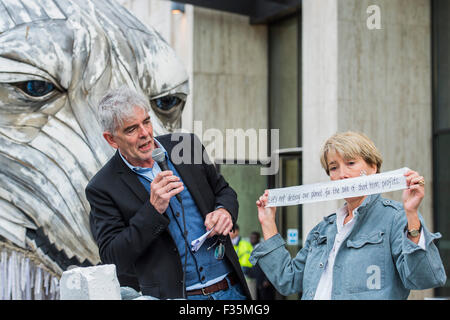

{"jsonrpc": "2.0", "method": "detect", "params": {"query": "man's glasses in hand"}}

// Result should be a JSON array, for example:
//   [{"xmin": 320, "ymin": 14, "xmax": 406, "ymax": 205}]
[{"xmin": 207, "ymin": 235, "xmax": 226, "ymax": 260}]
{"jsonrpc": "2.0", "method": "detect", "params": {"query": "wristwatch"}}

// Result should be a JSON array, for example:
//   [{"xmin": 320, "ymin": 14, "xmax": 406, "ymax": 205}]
[{"xmin": 407, "ymin": 226, "xmax": 422, "ymax": 237}]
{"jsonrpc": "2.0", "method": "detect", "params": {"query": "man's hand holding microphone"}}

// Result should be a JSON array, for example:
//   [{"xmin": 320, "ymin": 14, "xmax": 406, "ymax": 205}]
[{"xmin": 150, "ymin": 148, "xmax": 233, "ymax": 237}]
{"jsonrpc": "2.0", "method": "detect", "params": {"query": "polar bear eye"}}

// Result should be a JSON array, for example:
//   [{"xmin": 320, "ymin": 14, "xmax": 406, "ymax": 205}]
[
  {"xmin": 152, "ymin": 95, "xmax": 182, "ymax": 111},
  {"xmin": 14, "ymin": 80, "xmax": 57, "ymax": 97}
]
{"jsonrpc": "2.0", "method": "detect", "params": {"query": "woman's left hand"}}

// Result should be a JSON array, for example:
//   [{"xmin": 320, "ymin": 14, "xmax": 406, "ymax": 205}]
[{"xmin": 402, "ymin": 170, "xmax": 425, "ymax": 215}]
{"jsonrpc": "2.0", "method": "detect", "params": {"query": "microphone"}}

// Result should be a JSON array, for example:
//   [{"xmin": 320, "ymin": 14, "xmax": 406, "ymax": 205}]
[
  {"xmin": 152, "ymin": 148, "xmax": 187, "ymax": 298},
  {"xmin": 152, "ymin": 148, "xmax": 182, "ymax": 203}
]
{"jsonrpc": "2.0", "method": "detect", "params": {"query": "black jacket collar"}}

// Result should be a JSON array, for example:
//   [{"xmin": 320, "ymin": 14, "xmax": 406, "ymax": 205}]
[{"xmin": 111, "ymin": 133, "xmax": 210, "ymax": 216}]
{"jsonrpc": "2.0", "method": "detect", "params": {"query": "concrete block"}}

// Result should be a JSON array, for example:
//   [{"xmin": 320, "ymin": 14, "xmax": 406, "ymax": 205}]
[{"xmin": 60, "ymin": 264, "xmax": 121, "ymax": 300}]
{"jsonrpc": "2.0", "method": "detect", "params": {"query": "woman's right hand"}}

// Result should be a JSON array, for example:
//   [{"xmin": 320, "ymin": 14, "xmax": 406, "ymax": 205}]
[{"xmin": 256, "ymin": 190, "xmax": 278, "ymax": 240}]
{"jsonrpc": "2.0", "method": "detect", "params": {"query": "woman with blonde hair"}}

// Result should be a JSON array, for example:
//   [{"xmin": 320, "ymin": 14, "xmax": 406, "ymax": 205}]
[{"xmin": 250, "ymin": 131, "xmax": 446, "ymax": 299}]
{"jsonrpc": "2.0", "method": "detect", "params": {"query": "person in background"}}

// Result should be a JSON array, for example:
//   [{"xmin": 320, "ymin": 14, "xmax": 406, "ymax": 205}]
[
  {"xmin": 230, "ymin": 224, "xmax": 255, "ymax": 298},
  {"xmin": 250, "ymin": 131, "xmax": 446, "ymax": 300},
  {"xmin": 230, "ymin": 224, "xmax": 254, "ymax": 273},
  {"xmin": 250, "ymin": 231, "xmax": 261, "ymax": 248}
]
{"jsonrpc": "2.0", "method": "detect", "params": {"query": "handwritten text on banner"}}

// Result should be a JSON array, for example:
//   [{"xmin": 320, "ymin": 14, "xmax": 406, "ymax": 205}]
[{"xmin": 267, "ymin": 167, "xmax": 410, "ymax": 207}]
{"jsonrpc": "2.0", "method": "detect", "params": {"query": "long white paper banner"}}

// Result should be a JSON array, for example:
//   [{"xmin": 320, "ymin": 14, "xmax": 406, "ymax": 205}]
[{"xmin": 267, "ymin": 167, "xmax": 410, "ymax": 207}]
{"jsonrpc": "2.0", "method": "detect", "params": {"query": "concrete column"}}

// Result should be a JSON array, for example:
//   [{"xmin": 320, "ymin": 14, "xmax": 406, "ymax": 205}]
[
  {"xmin": 302, "ymin": 0, "xmax": 432, "ymax": 299},
  {"xmin": 302, "ymin": 0, "xmax": 340, "ymax": 234},
  {"xmin": 192, "ymin": 7, "xmax": 268, "ymax": 162}
]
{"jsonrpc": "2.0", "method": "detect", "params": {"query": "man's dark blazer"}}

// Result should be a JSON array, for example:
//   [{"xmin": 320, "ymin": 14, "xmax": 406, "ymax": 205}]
[{"xmin": 86, "ymin": 133, "xmax": 251, "ymax": 299}]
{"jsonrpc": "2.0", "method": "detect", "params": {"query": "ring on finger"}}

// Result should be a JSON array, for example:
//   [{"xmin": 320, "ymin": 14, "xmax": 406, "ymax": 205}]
[{"xmin": 414, "ymin": 177, "xmax": 425, "ymax": 186}]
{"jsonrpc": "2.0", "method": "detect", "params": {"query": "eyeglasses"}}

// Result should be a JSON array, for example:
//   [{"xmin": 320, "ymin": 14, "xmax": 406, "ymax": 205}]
[{"xmin": 207, "ymin": 235, "xmax": 226, "ymax": 260}]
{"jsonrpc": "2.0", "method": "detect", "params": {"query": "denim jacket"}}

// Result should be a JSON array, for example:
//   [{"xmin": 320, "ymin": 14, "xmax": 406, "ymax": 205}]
[{"xmin": 249, "ymin": 194, "xmax": 447, "ymax": 299}]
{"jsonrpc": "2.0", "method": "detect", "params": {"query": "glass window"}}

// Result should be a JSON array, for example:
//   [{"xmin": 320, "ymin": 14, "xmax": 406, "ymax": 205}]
[
  {"xmin": 432, "ymin": 0, "xmax": 450, "ymax": 297},
  {"xmin": 268, "ymin": 12, "xmax": 301, "ymax": 300},
  {"xmin": 269, "ymin": 15, "xmax": 300, "ymax": 149},
  {"xmin": 434, "ymin": 134, "xmax": 450, "ymax": 297},
  {"xmin": 434, "ymin": 0, "xmax": 450, "ymax": 131}
]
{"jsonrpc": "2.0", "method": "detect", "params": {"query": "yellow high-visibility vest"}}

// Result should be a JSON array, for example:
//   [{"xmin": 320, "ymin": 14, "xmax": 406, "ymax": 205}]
[{"xmin": 233, "ymin": 239, "xmax": 253, "ymax": 268}]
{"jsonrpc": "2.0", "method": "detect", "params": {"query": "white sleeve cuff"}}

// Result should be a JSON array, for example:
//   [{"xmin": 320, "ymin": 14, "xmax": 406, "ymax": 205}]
[{"xmin": 405, "ymin": 229, "xmax": 426, "ymax": 250}]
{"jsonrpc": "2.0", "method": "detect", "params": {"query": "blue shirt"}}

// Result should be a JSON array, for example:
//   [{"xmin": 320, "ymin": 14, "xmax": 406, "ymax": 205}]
[{"xmin": 118, "ymin": 139, "xmax": 232, "ymax": 290}]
